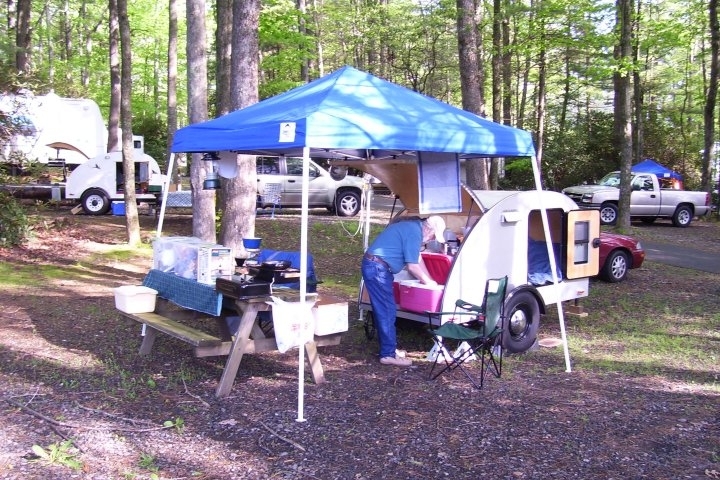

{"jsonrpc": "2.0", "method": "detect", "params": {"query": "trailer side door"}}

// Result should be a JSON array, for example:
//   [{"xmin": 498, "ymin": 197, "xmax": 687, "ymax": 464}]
[{"xmin": 564, "ymin": 210, "xmax": 600, "ymax": 279}]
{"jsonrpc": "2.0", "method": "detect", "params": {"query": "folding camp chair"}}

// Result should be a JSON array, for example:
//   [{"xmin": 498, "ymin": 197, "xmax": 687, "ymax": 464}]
[
  {"xmin": 427, "ymin": 276, "xmax": 508, "ymax": 389},
  {"xmin": 261, "ymin": 183, "xmax": 282, "ymax": 218}
]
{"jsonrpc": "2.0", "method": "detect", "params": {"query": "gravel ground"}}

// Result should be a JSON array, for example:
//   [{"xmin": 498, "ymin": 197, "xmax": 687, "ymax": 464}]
[{"xmin": 0, "ymin": 207, "xmax": 718, "ymax": 480}]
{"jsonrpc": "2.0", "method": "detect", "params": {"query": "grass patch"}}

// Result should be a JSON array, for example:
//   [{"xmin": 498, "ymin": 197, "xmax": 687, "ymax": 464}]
[{"xmin": 548, "ymin": 263, "xmax": 720, "ymax": 389}]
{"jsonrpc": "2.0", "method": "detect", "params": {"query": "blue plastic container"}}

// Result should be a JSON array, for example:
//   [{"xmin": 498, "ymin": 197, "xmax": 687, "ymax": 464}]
[
  {"xmin": 112, "ymin": 201, "xmax": 126, "ymax": 216},
  {"xmin": 242, "ymin": 237, "xmax": 262, "ymax": 249}
]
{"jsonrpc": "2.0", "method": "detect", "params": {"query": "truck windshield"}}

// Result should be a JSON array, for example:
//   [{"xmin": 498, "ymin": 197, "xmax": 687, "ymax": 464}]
[{"xmin": 598, "ymin": 172, "xmax": 621, "ymax": 187}]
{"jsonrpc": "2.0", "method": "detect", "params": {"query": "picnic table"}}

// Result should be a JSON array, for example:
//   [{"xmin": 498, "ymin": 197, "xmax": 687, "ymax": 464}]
[{"xmin": 117, "ymin": 269, "xmax": 342, "ymax": 398}]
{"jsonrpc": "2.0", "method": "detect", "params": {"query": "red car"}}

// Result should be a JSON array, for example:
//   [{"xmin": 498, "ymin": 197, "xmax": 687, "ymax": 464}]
[{"xmin": 598, "ymin": 231, "xmax": 645, "ymax": 282}]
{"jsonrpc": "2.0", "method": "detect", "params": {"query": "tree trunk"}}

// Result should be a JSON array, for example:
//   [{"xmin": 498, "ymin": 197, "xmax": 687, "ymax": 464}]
[
  {"xmin": 15, "ymin": 0, "xmax": 31, "ymax": 73},
  {"xmin": 632, "ymin": 0, "xmax": 644, "ymax": 162},
  {"xmin": 456, "ymin": 0, "xmax": 488, "ymax": 190},
  {"xmin": 167, "ymin": 0, "xmax": 179, "ymax": 183},
  {"xmin": 703, "ymin": 0, "xmax": 719, "ymax": 192},
  {"xmin": 108, "ymin": 0, "xmax": 121, "ymax": 153},
  {"xmin": 187, "ymin": 0, "xmax": 215, "ymax": 243},
  {"xmin": 220, "ymin": 0, "xmax": 261, "ymax": 254},
  {"xmin": 118, "ymin": 0, "xmax": 141, "ymax": 245},
  {"xmin": 215, "ymin": 0, "xmax": 232, "ymax": 117},
  {"xmin": 614, "ymin": 0, "xmax": 634, "ymax": 230},
  {"xmin": 536, "ymin": 39, "xmax": 547, "ymax": 183}
]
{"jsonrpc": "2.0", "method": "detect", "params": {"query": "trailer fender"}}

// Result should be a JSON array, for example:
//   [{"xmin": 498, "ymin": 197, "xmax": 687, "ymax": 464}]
[{"xmin": 502, "ymin": 286, "xmax": 544, "ymax": 354}]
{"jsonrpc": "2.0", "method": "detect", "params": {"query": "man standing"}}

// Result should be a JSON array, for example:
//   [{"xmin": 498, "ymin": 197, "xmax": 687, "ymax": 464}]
[{"xmin": 362, "ymin": 216, "xmax": 446, "ymax": 366}]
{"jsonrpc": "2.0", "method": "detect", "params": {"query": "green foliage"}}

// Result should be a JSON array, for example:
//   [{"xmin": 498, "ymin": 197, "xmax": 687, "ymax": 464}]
[
  {"xmin": 31, "ymin": 440, "xmax": 83, "ymax": 470},
  {"xmin": 0, "ymin": 192, "xmax": 31, "ymax": 246},
  {"xmin": 164, "ymin": 416, "xmax": 185, "ymax": 433},
  {"xmin": 138, "ymin": 452, "xmax": 160, "ymax": 473},
  {"xmin": 133, "ymin": 115, "xmax": 168, "ymax": 169}
]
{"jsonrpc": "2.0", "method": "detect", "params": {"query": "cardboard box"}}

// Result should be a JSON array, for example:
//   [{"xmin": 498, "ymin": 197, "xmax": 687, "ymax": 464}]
[
  {"xmin": 398, "ymin": 280, "xmax": 444, "ymax": 313},
  {"xmin": 312, "ymin": 294, "xmax": 349, "ymax": 336},
  {"xmin": 197, "ymin": 245, "xmax": 234, "ymax": 285},
  {"xmin": 153, "ymin": 236, "xmax": 234, "ymax": 284}
]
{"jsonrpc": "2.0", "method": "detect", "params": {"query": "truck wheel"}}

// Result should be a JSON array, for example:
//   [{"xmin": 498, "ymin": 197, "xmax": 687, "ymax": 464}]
[
  {"xmin": 599, "ymin": 203, "xmax": 618, "ymax": 225},
  {"xmin": 335, "ymin": 190, "xmax": 361, "ymax": 217},
  {"xmin": 600, "ymin": 250, "xmax": 629, "ymax": 283},
  {"xmin": 672, "ymin": 205, "xmax": 693, "ymax": 227},
  {"xmin": 502, "ymin": 291, "xmax": 540, "ymax": 353},
  {"xmin": 81, "ymin": 189, "xmax": 111, "ymax": 215}
]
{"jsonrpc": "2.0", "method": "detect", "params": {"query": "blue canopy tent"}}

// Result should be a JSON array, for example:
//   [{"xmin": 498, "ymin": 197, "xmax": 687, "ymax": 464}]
[
  {"xmin": 633, "ymin": 159, "xmax": 683, "ymax": 181},
  {"xmin": 171, "ymin": 66, "xmax": 535, "ymax": 158},
  {"xmin": 166, "ymin": 66, "xmax": 574, "ymax": 419}
]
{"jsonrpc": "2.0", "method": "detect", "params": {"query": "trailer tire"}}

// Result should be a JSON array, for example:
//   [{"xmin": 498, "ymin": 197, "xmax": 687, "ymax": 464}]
[
  {"xmin": 672, "ymin": 205, "xmax": 693, "ymax": 227},
  {"xmin": 81, "ymin": 189, "xmax": 111, "ymax": 215},
  {"xmin": 599, "ymin": 203, "xmax": 618, "ymax": 225},
  {"xmin": 503, "ymin": 291, "xmax": 540, "ymax": 353}
]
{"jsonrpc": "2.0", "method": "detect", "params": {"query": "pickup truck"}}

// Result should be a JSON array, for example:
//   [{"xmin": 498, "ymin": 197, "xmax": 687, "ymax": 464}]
[{"xmin": 562, "ymin": 171, "xmax": 710, "ymax": 227}]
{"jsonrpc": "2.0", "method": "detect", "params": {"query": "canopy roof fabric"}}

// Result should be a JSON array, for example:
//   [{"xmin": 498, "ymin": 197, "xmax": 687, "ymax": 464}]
[
  {"xmin": 632, "ymin": 159, "xmax": 682, "ymax": 181},
  {"xmin": 171, "ymin": 66, "xmax": 535, "ymax": 159}
]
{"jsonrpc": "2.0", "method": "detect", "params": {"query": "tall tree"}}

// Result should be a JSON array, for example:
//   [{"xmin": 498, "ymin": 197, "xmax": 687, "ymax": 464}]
[
  {"xmin": 187, "ymin": 0, "xmax": 216, "ymax": 242},
  {"xmin": 108, "ymin": 0, "xmax": 121, "ymax": 153},
  {"xmin": 613, "ymin": 0, "xmax": 634, "ymax": 229},
  {"xmin": 457, "ymin": 0, "xmax": 489, "ymax": 190},
  {"xmin": 167, "ymin": 0, "xmax": 179, "ymax": 183},
  {"xmin": 703, "ymin": 0, "xmax": 719, "ymax": 192},
  {"xmin": 15, "ymin": 0, "xmax": 31, "ymax": 73},
  {"xmin": 118, "ymin": 0, "xmax": 141, "ymax": 244},
  {"xmin": 219, "ymin": 0, "xmax": 261, "ymax": 253},
  {"xmin": 216, "ymin": 0, "xmax": 232, "ymax": 117}
]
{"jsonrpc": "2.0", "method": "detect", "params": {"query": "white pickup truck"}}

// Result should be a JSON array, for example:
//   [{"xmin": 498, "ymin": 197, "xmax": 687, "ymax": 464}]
[{"xmin": 562, "ymin": 171, "xmax": 710, "ymax": 227}]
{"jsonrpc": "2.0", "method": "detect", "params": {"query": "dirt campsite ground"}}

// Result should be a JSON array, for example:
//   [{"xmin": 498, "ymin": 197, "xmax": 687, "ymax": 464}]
[{"xmin": 0, "ymin": 205, "xmax": 719, "ymax": 480}]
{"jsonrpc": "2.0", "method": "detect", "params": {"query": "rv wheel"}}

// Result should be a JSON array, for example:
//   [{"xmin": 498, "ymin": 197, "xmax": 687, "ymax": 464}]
[
  {"xmin": 502, "ymin": 291, "xmax": 540, "ymax": 353},
  {"xmin": 81, "ymin": 188, "xmax": 111, "ymax": 215}
]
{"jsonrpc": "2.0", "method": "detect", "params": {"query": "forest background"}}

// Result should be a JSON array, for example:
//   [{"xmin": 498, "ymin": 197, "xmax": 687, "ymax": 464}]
[{"xmin": 1, "ymin": 0, "xmax": 719, "ymax": 246}]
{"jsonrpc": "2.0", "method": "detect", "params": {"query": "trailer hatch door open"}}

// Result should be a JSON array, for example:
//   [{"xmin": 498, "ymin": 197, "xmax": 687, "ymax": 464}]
[{"xmin": 565, "ymin": 210, "xmax": 600, "ymax": 279}]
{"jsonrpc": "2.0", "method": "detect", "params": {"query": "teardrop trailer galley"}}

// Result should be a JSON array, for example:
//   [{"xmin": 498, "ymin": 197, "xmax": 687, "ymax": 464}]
[{"xmin": 352, "ymin": 161, "xmax": 601, "ymax": 354}]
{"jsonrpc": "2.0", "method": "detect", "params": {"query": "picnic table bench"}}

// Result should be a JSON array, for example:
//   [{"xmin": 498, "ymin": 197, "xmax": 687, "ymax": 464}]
[{"xmin": 118, "ymin": 270, "xmax": 343, "ymax": 398}]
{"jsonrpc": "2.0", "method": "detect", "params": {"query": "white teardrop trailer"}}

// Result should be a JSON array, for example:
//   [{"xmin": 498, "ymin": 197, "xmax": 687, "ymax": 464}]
[
  {"xmin": 64, "ymin": 137, "xmax": 166, "ymax": 215},
  {"xmin": 351, "ymin": 160, "xmax": 601, "ymax": 354}
]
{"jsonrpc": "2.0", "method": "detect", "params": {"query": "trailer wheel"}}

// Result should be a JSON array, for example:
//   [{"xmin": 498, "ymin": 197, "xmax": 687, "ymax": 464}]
[
  {"xmin": 672, "ymin": 205, "xmax": 693, "ymax": 227},
  {"xmin": 363, "ymin": 311, "xmax": 376, "ymax": 340},
  {"xmin": 81, "ymin": 188, "xmax": 111, "ymax": 215},
  {"xmin": 599, "ymin": 203, "xmax": 618, "ymax": 225},
  {"xmin": 503, "ymin": 291, "xmax": 540, "ymax": 353}
]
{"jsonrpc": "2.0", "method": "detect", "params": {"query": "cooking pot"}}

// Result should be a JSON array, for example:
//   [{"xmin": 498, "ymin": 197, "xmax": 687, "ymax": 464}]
[{"xmin": 261, "ymin": 260, "xmax": 291, "ymax": 270}]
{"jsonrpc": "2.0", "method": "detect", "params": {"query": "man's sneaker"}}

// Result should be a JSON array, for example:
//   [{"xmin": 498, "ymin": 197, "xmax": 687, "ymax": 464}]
[
  {"xmin": 395, "ymin": 349, "xmax": 407, "ymax": 358},
  {"xmin": 380, "ymin": 356, "xmax": 412, "ymax": 367}
]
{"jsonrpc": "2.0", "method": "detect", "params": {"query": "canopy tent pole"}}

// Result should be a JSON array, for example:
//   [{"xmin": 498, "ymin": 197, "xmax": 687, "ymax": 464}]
[
  {"xmin": 156, "ymin": 153, "xmax": 175, "ymax": 238},
  {"xmin": 296, "ymin": 146, "xmax": 311, "ymax": 422},
  {"xmin": 530, "ymin": 155, "xmax": 572, "ymax": 372}
]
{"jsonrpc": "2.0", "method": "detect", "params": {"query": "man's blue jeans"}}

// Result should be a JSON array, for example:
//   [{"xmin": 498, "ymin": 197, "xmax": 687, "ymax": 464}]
[{"xmin": 361, "ymin": 257, "xmax": 397, "ymax": 358}]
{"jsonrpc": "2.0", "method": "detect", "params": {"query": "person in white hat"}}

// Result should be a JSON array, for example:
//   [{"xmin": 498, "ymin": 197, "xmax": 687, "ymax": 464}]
[{"xmin": 361, "ymin": 215, "xmax": 446, "ymax": 367}]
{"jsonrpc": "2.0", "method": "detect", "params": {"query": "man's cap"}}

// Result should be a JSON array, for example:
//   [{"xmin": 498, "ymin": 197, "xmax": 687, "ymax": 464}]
[{"xmin": 425, "ymin": 216, "xmax": 446, "ymax": 243}]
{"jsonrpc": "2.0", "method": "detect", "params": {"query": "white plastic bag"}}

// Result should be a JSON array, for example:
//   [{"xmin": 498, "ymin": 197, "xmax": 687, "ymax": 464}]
[{"xmin": 267, "ymin": 296, "xmax": 316, "ymax": 353}]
